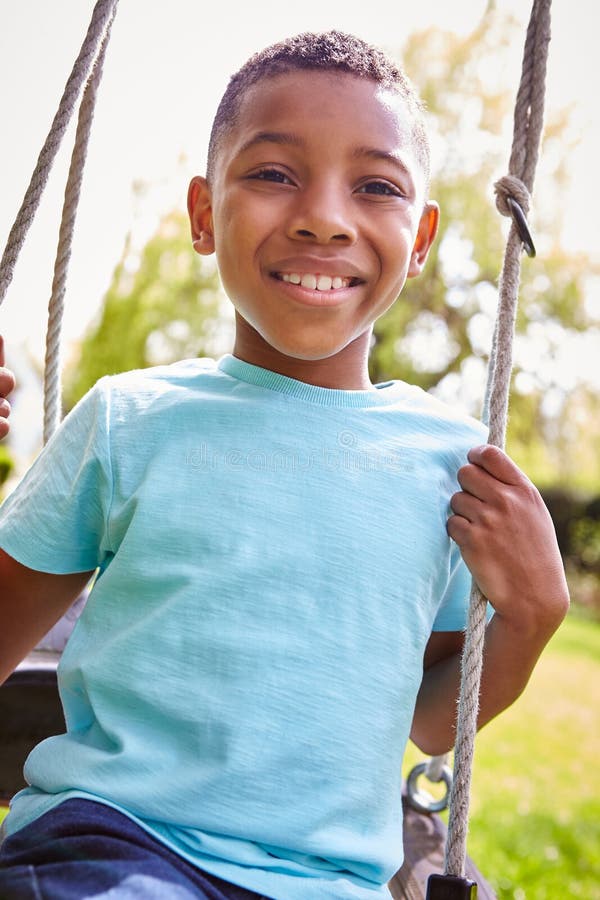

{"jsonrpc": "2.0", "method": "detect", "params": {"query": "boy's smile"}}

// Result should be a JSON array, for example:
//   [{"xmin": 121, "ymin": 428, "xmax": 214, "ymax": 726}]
[{"xmin": 189, "ymin": 70, "xmax": 438, "ymax": 389}]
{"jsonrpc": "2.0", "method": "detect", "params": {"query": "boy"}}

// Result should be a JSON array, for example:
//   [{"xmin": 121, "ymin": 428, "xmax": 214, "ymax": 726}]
[{"xmin": 0, "ymin": 31, "xmax": 568, "ymax": 900}]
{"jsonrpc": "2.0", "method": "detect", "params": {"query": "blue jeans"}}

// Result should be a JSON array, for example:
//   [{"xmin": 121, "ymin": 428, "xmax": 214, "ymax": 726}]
[{"xmin": 0, "ymin": 799, "xmax": 273, "ymax": 899}]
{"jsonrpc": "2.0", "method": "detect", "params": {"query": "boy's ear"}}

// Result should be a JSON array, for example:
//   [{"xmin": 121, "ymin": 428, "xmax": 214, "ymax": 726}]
[
  {"xmin": 407, "ymin": 202, "xmax": 439, "ymax": 278},
  {"xmin": 187, "ymin": 176, "xmax": 215, "ymax": 255}
]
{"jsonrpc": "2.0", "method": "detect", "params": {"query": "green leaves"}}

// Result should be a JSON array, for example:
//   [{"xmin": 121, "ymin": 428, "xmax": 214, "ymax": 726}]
[
  {"xmin": 64, "ymin": 211, "xmax": 230, "ymax": 410},
  {"xmin": 373, "ymin": 15, "xmax": 600, "ymax": 491}
]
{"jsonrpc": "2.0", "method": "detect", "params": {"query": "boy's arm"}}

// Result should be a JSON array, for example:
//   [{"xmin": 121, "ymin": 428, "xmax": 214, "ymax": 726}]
[
  {"xmin": 0, "ymin": 334, "xmax": 92, "ymax": 681},
  {"xmin": 410, "ymin": 444, "xmax": 569, "ymax": 756},
  {"xmin": 0, "ymin": 548, "xmax": 94, "ymax": 684}
]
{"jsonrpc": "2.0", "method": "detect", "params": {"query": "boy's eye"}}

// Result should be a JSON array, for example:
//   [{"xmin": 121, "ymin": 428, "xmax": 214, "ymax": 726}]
[
  {"xmin": 357, "ymin": 180, "xmax": 403, "ymax": 197},
  {"xmin": 248, "ymin": 168, "xmax": 294, "ymax": 185}
]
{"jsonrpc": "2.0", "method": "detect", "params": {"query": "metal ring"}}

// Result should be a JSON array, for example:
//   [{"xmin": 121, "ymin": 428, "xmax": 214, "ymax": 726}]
[
  {"xmin": 405, "ymin": 761, "xmax": 453, "ymax": 814},
  {"xmin": 505, "ymin": 195, "xmax": 536, "ymax": 258}
]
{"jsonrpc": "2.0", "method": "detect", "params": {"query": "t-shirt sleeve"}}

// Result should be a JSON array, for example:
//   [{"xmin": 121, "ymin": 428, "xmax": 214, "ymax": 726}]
[
  {"xmin": 432, "ymin": 541, "xmax": 494, "ymax": 631},
  {"xmin": 432, "ymin": 541, "xmax": 474, "ymax": 632},
  {"xmin": 0, "ymin": 379, "xmax": 114, "ymax": 574}
]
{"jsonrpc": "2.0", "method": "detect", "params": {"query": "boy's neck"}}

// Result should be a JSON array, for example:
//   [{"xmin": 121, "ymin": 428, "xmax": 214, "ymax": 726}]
[{"xmin": 232, "ymin": 317, "xmax": 375, "ymax": 391}]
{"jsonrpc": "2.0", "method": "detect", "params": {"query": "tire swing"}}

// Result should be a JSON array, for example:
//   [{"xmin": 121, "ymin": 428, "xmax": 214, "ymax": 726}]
[{"xmin": 0, "ymin": 2, "xmax": 552, "ymax": 898}]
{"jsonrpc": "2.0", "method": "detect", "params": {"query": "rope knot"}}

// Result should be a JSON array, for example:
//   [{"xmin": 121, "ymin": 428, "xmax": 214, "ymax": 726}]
[{"xmin": 493, "ymin": 174, "xmax": 531, "ymax": 218}]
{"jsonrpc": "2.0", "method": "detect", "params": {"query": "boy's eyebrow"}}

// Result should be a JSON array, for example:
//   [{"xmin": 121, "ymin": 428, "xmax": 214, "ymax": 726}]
[
  {"xmin": 352, "ymin": 146, "xmax": 415, "ymax": 185},
  {"xmin": 238, "ymin": 131, "xmax": 304, "ymax": 154}
]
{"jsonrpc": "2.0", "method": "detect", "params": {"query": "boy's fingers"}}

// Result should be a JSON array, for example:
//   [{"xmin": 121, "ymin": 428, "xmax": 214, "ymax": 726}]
[
  {"xmin": 0, "ymin": 367, "xmax": 16, "ymax": 398},
  {"xmin": 449, "ymin": 489, "xmax": 484, "ymax": 523},
  {"xmin": 0, "ymin": 336, "xmax": 16, "ymax": 400},
  {"xmin": 0, "ymin": 386, "xmax": 10, "ymax": 440},
  {"xmin": 466, "ymin": 444, "xmax": 527, "ymax": 486},
  {"xmin": 0, "ymin": 335, "xmax": 16, "ymax": 399}
]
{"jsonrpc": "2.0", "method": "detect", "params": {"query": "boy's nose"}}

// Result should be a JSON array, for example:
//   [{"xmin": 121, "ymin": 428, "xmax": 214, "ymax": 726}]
[{"xmin": 286, "ymin": 188, "xmax": 358, "ymax": 245}]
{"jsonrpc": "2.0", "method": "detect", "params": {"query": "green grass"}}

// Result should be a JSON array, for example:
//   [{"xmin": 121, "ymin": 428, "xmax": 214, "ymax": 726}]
[
  {"xmin": 3, "ymin": 616, "xmax": 598, "ymax": 898},
  {"xmin": 403, "ymin": 613, "xmax": 600, "ymax": 899}
]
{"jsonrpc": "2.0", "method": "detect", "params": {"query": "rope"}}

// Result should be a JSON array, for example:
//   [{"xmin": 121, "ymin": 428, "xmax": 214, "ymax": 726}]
[
  {"xmin": 442, "ymin": 0, "xmax": 552, "ymax": 880},
  {"xmin": 43, "ymin": 4, "xmax": 118, "ymax": 444},
  {"xmin": 0, "ymin": 0, "xmax": 118, "ymax": 310}
]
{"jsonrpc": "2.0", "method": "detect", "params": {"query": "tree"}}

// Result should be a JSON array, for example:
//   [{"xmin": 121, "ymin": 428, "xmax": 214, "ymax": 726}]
[
  {"xmin": 64, "ymin": 208, "xmax": 232, "ymax": 410},
  {"xmin": 371, "ymin": 10, "xmax": 600, "ymax": 491}
]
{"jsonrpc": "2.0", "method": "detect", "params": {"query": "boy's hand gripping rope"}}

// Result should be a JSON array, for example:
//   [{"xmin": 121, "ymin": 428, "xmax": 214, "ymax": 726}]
[{"xmin": 426, "ymin": 2, "xmax": 552, "ymax": 896}]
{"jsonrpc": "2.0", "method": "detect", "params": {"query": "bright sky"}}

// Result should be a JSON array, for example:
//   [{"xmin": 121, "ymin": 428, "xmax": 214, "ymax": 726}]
[{"xmin": 0, "ymin": 0, "xmax": 598, "ymax": 367}]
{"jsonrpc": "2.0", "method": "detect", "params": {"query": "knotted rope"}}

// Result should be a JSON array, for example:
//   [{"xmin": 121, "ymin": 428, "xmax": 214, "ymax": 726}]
[
  {"xmin": 441, "ymin": 0, "xmax": 552, "ymax": 882},
  {"xmin": 0, "ymin": 0, "xmax": 119, "ymax": 442}
]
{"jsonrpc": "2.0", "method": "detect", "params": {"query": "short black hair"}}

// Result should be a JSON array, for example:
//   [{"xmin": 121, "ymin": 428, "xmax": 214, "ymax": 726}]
[{"xmin": 206, "ymin": 30, "xmax": 430, "ymax": 189}]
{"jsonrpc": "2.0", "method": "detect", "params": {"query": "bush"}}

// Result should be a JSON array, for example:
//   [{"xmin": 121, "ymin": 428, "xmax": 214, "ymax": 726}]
[
  {"xmin": 0, "ymin": 445, "xmax": 14, "ymax": 495},
  {"xmin": 541, "ymin": 488, "xmax": 600, "ymax": 616}
]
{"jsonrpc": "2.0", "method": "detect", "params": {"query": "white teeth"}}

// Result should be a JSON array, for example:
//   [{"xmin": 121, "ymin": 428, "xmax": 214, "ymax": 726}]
[
  {"xmin": 300, "ymin": 274, "xmax": 317, "ymax": 290},
  {"xmin": 316, "ymin": 275, "xmax": 333, "ymax": 291},
  {"xmin": 278, "ymin": 272, "xmax": 352, "ymax": 289}
]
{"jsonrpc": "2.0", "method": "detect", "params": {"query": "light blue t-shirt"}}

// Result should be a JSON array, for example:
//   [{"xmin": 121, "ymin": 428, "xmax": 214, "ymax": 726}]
[{"xmin": 0, "ymin": 355, "xmax": 486, "ymax": 899}]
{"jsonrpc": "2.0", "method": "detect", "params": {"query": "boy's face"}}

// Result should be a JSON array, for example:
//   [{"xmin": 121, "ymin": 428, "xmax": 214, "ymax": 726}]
[{"xmin": 189, "ymin": 70, "xmax": 438, "ymax": 382}]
